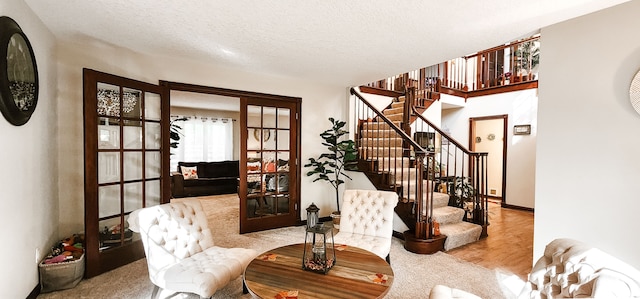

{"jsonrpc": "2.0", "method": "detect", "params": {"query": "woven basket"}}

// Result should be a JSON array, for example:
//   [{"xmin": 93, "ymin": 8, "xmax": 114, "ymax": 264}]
[{"xmin": 39, "ymin": 254, "xmax": 85, "ymax": 293}]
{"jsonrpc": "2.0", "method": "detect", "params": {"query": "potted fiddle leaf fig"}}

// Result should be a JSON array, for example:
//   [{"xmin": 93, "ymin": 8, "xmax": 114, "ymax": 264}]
[{"xmin": 304, "ymin": 118, "xmax": 358, "ymax": 228}]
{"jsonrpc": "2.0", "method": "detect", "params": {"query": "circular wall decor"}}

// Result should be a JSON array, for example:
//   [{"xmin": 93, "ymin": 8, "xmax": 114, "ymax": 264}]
[
  {"xmin": 631, "ymin": 69, "xmax": 640, "ymax": 116},
  {"xmin": 253, "ymin": 128, "xmax": 271, "ymax": 142},
  {"xmin": 0, "ymin": 16, "xmax": 39, "ymax": 126}
]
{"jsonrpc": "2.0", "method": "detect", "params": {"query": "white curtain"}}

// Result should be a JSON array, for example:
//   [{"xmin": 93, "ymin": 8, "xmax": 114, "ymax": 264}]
[{"xmin": 171, "ymin": 116, "xmax": 234, "ymax": 170}]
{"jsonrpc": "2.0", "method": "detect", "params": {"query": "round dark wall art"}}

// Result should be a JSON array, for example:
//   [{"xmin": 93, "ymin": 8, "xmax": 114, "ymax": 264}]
[{"xmin": 0, "ymin": 16, "xmax": 39, "ymax": 126}]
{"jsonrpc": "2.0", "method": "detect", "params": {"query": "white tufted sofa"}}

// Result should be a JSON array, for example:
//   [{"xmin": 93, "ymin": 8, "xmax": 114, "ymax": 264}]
[
  {"xmin": 128, "ymin": 199, "xmax": 257, "ymax": 298},
  {"xmin": 333, "ymin": 189, "xmax": 399, "ymax": 262},
  {"xmin": 521, "ymin": 238, "xmax": 640, "ymax": 298},
  {"xmin": 429, "ymin": 285, "xmax": 481, "ymax": 299},
  {"xmin": 429, "ymin": 238, "xmax": 640, "ymax": 299}
]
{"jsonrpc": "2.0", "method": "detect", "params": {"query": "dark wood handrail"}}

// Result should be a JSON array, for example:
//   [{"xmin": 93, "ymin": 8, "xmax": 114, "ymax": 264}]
[
  {"xmin": 410, "ymin": 105, "xmax": 487, "ymax": 157},
  {"xmin": 358, "ymin": 86, "xmax": 404, "ymax": 98},
  {"xmin": 350, "ymin": 87, "xmax": 426, "ymax": 154}
]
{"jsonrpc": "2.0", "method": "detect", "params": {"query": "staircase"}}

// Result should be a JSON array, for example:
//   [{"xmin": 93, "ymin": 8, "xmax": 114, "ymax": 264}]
[
  {"xmin": 431, "ymin": 191, "xmax": 482, "ymax": 250},
  {"xmin": 352, "ymin": 86, "xmax": 488, "ymax": 253},
  {"xmin": 349, "ymin": 36, "xmax": 540, "ymax": 254},
  {"xmin": 359, "ymin": 94, "xmax": 482, "ymax": 251}
]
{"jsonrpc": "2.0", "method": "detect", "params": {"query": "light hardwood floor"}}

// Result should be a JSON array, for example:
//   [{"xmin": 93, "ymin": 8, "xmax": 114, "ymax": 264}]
[{"xmin": 446, "ymin": 200, "xmax": 534, "ymax": 281}]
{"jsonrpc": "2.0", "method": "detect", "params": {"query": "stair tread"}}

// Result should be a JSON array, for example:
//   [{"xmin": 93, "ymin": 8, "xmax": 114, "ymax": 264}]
[
  {"xmin": 439, "ymin": 221, "xmax": 482, "ymax": 251},
  {"xmin": 433, "ymin": 192, "xmax": 449, "ymax": 208},
  {"xmin": 432, "ymin": 206, "xmax": 466, "ymax": 225}
]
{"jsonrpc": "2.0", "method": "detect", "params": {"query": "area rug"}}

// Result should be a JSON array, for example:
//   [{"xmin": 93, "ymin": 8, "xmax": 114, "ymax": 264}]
[{"xmin": 37, "ymin": 194, "xmax": 509, "ymax": 299}]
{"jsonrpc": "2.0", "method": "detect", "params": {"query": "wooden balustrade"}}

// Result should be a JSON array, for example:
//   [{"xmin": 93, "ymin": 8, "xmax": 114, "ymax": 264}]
[
  {"xmin": 407, "ymin": 87, "xmax": 489, "ymax": 232},
  {"xmin": 364, "ymin": 35, "xmax": 539, "ymax": 98},
  {"xmin": 350, "ymin": 87, "xmax": 489, "ymax": 239},
  {"xmin": 350, "ymin": 87, "xmax": 436, "ymax": 240}
]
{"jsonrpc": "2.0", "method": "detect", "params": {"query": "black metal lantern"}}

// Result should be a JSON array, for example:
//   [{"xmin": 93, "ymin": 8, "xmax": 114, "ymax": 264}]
[
  {"xmin": 306, "ymin": 202, "xmax": 319, "ymax": 229},
  {"xmin": 302, "ymin": 224, "xmax": 336, "ymax": 274}
]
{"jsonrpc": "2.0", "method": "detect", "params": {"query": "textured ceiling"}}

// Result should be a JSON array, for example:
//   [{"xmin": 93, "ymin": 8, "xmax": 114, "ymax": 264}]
[{"xmin": 26, "ymin": 0, "xmax": 628, "ymax": 87}]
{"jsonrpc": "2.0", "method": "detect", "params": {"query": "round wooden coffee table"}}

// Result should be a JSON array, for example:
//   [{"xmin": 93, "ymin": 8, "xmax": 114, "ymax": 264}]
[{"xmin": 244, "ymin": 243, "xmax": 394, "ymax": 298}]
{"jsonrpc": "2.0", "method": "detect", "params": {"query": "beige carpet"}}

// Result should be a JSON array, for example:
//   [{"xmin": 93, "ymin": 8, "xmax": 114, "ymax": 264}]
[{"xmin": 37, "ymin": 194, "xmax": 509, "ymax": 299}]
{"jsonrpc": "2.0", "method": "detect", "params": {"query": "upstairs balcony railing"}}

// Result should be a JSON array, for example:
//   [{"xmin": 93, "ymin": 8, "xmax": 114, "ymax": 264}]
[{"xmin": 364, "ymin": 35, "xmax": 540, "ymax": 96}]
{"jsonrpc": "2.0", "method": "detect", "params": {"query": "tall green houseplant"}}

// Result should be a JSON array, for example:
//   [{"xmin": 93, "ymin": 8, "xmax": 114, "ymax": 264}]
[{"xmin": 304, "ymin": 118, "xmax": 358, "ymax": 213}]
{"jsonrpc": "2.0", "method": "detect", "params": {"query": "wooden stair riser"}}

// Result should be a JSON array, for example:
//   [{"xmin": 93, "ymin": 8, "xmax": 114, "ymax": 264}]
[
  {"xmin": 360, "ymin": 137, "xmax": 404, "ymax": 147},
  {"xmin": 360, "ymin": 121, "xmax": 400, "ymax": 130},
  {"xmin": 384, "ymin": 106, "xmax": 404, "ymax": 115},
  {"xmin": 359, "ymin": 147, "xmax": 404, "ymax": 159},
  {"xmin": 377, "ymin": 157, "xmax": 412, "ymax": 169},
  {"xmin": 360, "ymin": 130, "xmax": 399, "ymax": 138},
  {"xmin": 384, "ymin": 113, "xmax": 404, "ymax": 122},
  {"xmin": 390, "ymin": 101, "xmax": 405, "ymax": 109}
]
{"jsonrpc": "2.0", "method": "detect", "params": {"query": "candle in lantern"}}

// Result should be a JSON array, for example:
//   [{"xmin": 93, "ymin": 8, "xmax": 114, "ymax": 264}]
[{"xmin": 312, "ymin": 243, "xmax": 326, "ymax": 260}]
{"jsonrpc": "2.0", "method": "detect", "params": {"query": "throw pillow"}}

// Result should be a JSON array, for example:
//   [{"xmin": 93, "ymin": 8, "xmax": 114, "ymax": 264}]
[
  {"xmin": 180, "ymin": 166, "xmax": 198, "ymax": 180},
  {"xmin": 264, "ymin": 161, "xmax": 276, "ymax": 172},
  {"xmin": 247, "ymin": 161, "xmax": 261, "ymax": 172}
]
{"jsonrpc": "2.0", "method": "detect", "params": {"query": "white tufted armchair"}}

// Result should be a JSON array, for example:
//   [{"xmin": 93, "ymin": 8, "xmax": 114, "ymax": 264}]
[
  {"xmin": 333, "ymin": 189, "xmax": 399, "ymax": 263},
  {"xmin": 128, "ymin": 198, "xmax": 257, "ymax": 299}
]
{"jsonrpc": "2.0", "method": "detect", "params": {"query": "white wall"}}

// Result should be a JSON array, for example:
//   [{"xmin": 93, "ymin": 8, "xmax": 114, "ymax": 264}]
[
  {"xmin": 442, "ymin": 89, "xmax": 538, "ymax": 209},
  {"xmin": 423, "ymin": 100, "xmax": 442, "ymax": 126},
  {"xmin": 535, "ymin": 0, "xmax": 640, "ymax": 268},
  {"xmin": 0, "ymin": 0, "xmax": 58, "ymax": 297}
]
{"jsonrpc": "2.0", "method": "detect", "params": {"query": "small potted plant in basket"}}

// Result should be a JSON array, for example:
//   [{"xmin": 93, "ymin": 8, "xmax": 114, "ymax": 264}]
[{"xmin": 304, "ymin": 118, "xmax": 358, "ymax": 228}]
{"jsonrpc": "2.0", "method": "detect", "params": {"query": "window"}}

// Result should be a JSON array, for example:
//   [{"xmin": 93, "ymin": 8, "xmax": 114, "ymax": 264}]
[{"xmin": 170, "ymin": 116, "xmax": 234, "ymax": 170}]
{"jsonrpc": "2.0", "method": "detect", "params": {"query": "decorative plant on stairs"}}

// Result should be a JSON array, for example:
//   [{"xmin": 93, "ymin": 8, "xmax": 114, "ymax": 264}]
[
  {"xmin": 448, "ymin": 176, "xmax": 476, "ymax": 220},
  {"xmin": 304, "ymin": 118, "xmax": 358, "ymax": 215}
]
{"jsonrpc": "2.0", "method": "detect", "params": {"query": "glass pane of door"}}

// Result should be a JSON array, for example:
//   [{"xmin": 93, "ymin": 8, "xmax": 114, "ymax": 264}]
[
  {"xmin": 241, "ymin": 99, "xmax": 298, "ymax": 233},
  {"xmin": 84, "ymin": 69, "xmax": 167, "ymax": 277}
]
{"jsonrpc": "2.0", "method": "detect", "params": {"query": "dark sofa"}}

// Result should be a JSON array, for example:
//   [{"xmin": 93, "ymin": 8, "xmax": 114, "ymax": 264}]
[{"xmin": 172, "ymin": 161, "xmax": 239, "ymax": 198}]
